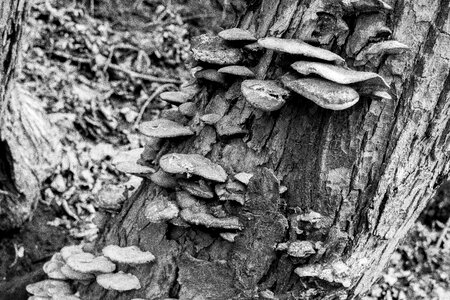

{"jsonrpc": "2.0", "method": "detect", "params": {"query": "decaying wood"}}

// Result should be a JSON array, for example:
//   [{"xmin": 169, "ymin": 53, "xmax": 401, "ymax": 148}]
[{"xmin": 81, "ymin": 0, "xmax": 450, "ymax": 299}]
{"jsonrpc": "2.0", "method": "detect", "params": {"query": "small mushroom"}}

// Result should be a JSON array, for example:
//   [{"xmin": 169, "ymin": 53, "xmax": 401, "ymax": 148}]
[
  {"xmin": 160, "ymin": 107, "xmax": 187, "ymax": 122},
  {"xmin": 241, "ymin": 80, "xmax": 290, "ymax": 112},
  {"xmin": 258, "ymin": 37, "xmax": 345, "ymax": 65},
  {"xmin": 159, "ymin": 91, "xmax": 192, "ymax": 104},
  {"xmin": 294, "ymin": 260, "xmax": 351, "ymax": 288},
  {"xmin": 102, "ymin": 245, "xmax": 155, "ymax": 264},
  {"xmin": 341, "ymin": 0, "xmax": 392, "ymax": 13},
  {"xmin": 200, "ymin": 113, "xmax": 221, "ymax": 125},
  {"xmin": 218, "ymin": 65, "xmax": 255, "ymax": 77},
  {"xmin": 178, "ymin": 179, "xmax": 214, "ymax": 199},
  {"xmin": 66, "ymin": 253, "xmax": 116, "ymax": 274},
  {"xmin": 149, "ymin": 169, "xmax": 178, "ymax": 189},
  {"xmin": 234, "ymin": 172, "xmax": 253, "ymax": 185},
  {"xmin": 218, "ymin": 28, "xmax": 257, "ymax": 42},
  {"xmin": 179, "ymin": 102, "xmax": 197, "ymax": 117},
  {"xmin": 219, "ymin": 232, "xmax": 239, "ymax": 242},
  {"xmin": 139, "ymin": 118, "xmax": 194, "ymax": 138},
  {"xmin": 60, "ymin": 264, "xmax": 95, "ymax": 281},
  {"xmin": 96, "ymin": 271, "xmax": 141, "ymax": 291},
  {"xmin": 215, "ymin": 181, "xmax": 246, "ymax": 205},
  {"xmin": 26, "ymin": 280, "xmax": 72, "ymax": 297},
  {"xmin": 60, "ymin": 245, "xmax": 84, "ymax": 262},
  {"xmin": 291, "ymin": 61, "xmax": 389, "ymax": 90},
  {"xmin": 277, "ymin": 241, "xmax": 316, "ymax": 258},
  {"xmin": 283, "ymin": 77, "xmax": 359, "ymax": 110},
  {"xmin": 191, "ymin": 34, "xmax": 243, "ymax": 65},
  {"xmin": 195, "ymin": 69, "xmax": 227, "ymax": 84},
  {"xmin": 354, "ymin": 40, "xmax": 409, "ymax": 67},
  {"xmin": 43, "ymin": 259, "xmax": 66, "ymax": 280},
  {"xmin": 159, "ymin": 153, "xmax": 227, "ymax": 182},
  {"xmin": 144, "ymin": 196, "xmax": 180, "ymax": 223},
  {"xmin": 115, "ymin": 161, "xmax": 155, "ymax": 176}
]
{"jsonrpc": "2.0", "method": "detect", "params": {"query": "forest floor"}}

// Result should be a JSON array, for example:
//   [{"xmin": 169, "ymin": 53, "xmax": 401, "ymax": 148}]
[{"xmin": 0, "ymin": 1, "xmax": 450, "ymax": 299}]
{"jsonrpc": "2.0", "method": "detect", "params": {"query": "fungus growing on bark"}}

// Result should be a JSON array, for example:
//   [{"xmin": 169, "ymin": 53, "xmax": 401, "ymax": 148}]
[
  {"xmin": 354, "ymin": 40, "xmax": 409, "ymax": 67},
  {"xmin": 144, "ymin": 196, "xmax": 180, "ymax": 223},
  {"xmin": 60, "ymin": 264, "xmax": 95, "ymax": 281},
  {"xmin": 191, "ymin": 34, "xmax": 243, "ymax": 65},
  {"xmin": 341, "ymin": 0, "xmax": 392, "ymax": 13},
  {"xmin": 179, "ymin": 102, "xmax": 197, "ymax": 117},
  {"xmin": 66, "ymin": 253, "xmax": 116, "ymax": 274},
  {"xmin": 294, "ymin": 260, "xmax": 352, "ymax": 288},
  {"xmin": 102, "ymin": 245, "xmax": 155, "ymax": 264},
  {"xmin": 241, "ymin": 80, "xmax": 290, "ymax": 112},
  {"xmin": 234, "ymin": 172, "xmax": 253, "ymax": 185},
  {"xmin": 218, "ymin": 28, "xmax": 257, "ymax": 42},
  {"xmin": 215, "ymin": 180, "xmax": 246, "ymax": 205},
  {"xmin": 43, "ymin": 259, "xmax": 66, "ymax": 280},
  {"xmin": 115, "ymin": 161, "xmax": 155, "ymax": 176},
  {"xmin": 220, "ymin": 232, "xmax": 239, "ymax": 242},
  {"xmin": 149, "ymin": 169, "xmax": 178, "ymax": 189},
  {"xmin": 258, "ymin": 37, "xmax": 345, "ymax": 65},
  {"xmin": 178, "ymin": 179, "xmax": 214, "ymax": 199},
  {"xmin": 290, "ymin": 61, "xmax": 389, "ymax": 90},
  {"xmin": 26, "ymin": 280, "xmax": 72, "ymax": 298},
  {"xmin": 200, "ymin": 113, "xmax": 221, "ymax": 125},
  {"xmin": 283, "ymin": 77, "xmax": 359, "ymax": 110},
  {"xmin": 277, "ymin": 241, "xmax": 316, "ymax": 258},
  {"xmin": 139, "ymin": 118, "xmax": 194, "ymax": 138},
  {"xmin": 60, "ymin": 245, "xmax": 84, "ymax": 262},
  {"xmin": 159, "ymin": 153, "xmax": 227, "ymax": 182},
  {"xmin": 195, "ymin": 69, "xmax": 227, "ymax": 84},
  {"xmin": 217, "ymin": 65, "xmax": 255, "ymax": 77},
  {"xmin": 96, "ymin": 271, "xmax": 141, "ymax": 291},
  {"xmin": 159, "ymin": 91, "xmax": 192, "ymax": 104}
]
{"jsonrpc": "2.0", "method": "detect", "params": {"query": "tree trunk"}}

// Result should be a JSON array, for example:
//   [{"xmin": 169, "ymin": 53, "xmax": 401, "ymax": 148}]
[{"xmin": 82, "ymin": 0, "xmax": 450, "ymax": 299}]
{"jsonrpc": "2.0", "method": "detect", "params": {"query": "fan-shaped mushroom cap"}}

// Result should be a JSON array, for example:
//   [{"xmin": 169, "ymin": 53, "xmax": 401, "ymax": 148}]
[
  {"xmin": 372, "ymin": 90, "xmax": 392, "ymax": 100},
  {"xmin": 60, "ymin": 264, "xmax": 95, "ymax": 281},
  {"xmin": 219, "ymin": 232, "xmax": 239, "ymax": 242},
  {"xmin": 195, "ymin": 69, "xmax": 227, "ymax": 84},
  {"xmin": 102, "ymin": 245, "xmax": 155, "ymax": 264},
  {"xmin": 234, "ymin": 172, "xmax": 253, "ymax": 185},
  {"xmin": 277, "ymin": 241, "xmax": 316, "ymax": 258},
  {"xmin": 218, "ymin": 28, "xmax": 257, "ymax": 42},
  {"xmin": 354, "ymin": 40, "xmax": 409, "ymax": 67},
  {"xmin": 283, "ymin": 77, "xmax": 359, "ymax": 110},
  {"xmin": 144, "ymin": 196, "xmax": 180, "ymax": 223},
  {"xmin": 218, "ymin": 65, "xmax": 255, "ymax": 77},
  {"xmin": 180, "ymin": 209, "xmax": 243, "ymax": 230},
  {"xmin": 159, "ymin": 91, "xmax": 192, "ymax": 104},
  {"xmin": 241, "ymin": 80, "xmax": 289, "ymax": 112},
  {"xmin": 43, "ymin": 260, "xmax": 66, "ymax": 280},
  {"xmin": 215, "ymin": 181, "xmax": 246, "ymax": 205},
  {"xmin": 139, "ymin": 118, "xmax": 194, "ymax": 138},
  {"xmin": 111, "ymin": 148, "xmax": 144, "ymax": 166},
  {"xmin": 295, "ymin": 261, "xmax": 351, "ymax": 287},
  {"xmin": 178, "ymin": 179, "xmax": 214, "ymax": 199},
  {"xmin": 179, "ymin": 102, "xmax": 197, "ymax": 117},
  {"xmin": 60, "ymin": 245, "xmax": 84, "ymax": 262},
  {"xmin": 96, "ymin": 271, "xmax": 141, "ymax": 291},
  {"xmin": 159, "ymin": 153, "xmax": 227, "ymax": 182},
  {"xmin": 26, "ymin": 280, "xmax": 72, "ymax": 297},
  {"xmin": 258, "ymin": 37, "xmax": 345, "ymax": 65},
  {"xmin": 191, "ymin": 34, "xmax": 243, "ymax": 65},
  {"xmin": 341, "ymin": 0, "xmax": 392, "ymax": 13},
  {"xmin": 66, "ymin": 253, "xmax": 116, "ymax": 274},
  {"xmin": 149, "ymin": 169, "xmax": 178, "ymax": 189},
  {"xmin": 200, "ymin": 113, "xmax": 221, "ymax": 125},
  {"xmin": 291, "ymin": 61, "xmax": 389, "ymax": 89},
  {"xmin": 115, "ymin": 161, "xmax": 155, "ymax": 176}
]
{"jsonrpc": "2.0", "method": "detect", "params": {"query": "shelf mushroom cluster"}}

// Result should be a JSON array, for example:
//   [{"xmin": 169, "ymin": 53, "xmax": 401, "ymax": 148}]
[{"xmin": 27, "ymin": 244, "xmax": 156, "ymax": 298}]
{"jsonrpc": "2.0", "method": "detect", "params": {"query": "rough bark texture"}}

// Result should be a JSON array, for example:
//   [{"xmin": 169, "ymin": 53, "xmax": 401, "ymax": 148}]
[{"xmin": 82, "ymin": 0, "xmax": 450, "ymax": 299}]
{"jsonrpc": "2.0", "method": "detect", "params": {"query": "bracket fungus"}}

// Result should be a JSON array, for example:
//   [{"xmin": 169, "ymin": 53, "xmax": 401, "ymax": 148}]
[
  {"xmin": 283, "ymin": 77, "xmax": 359, "ymax": 110},
  {"xmin": 241, "ymin": 80, "xmax": 290, "ymax": 112},
  {"xmin": 195, "ymin": 69, "xmax": 227, "ymax": 84},
  {"xmin": 60, "ymin": 245, "xmax": 84, "ymax": 262},
  {"xmin": 179, "ymin": 102, "xmax": 197, "ymax": 117},
  {"xmin": 144, "ymin": 196, "xmax": 180, "ymax": 223},
  {"xmin": 234, "ymin": 172, "xmax": 253, "ymax": 185},
  {"xmin": 115, "ymin": 161, "xmax": 155, "ymax": 177},
  {"xmin": 217, "ymin": 65, "xmax": 255, "ymax": 77},
  {"xmin": 96, "ymin": 271, "xmax": 141, "ymax": 291},
  {"xmin": 200, "ymin": 113, "xmax": 222, "ymax": 125},
  {"xmin": 159, "ymin": 91, "xmax": 192, "ymax": 104},
  {"xmin": 149, "ymin": 169, "xmax": 178, "ymax": 189},
  {"xmin": 277, "ymin": 241, "xmax": 316, "ymax": 258},
  {"xmin": 341, "ymin": 0, "xmax": 392, "ymax": 13},
  {"xmin": 60, "ymin": 264, "xmax": 95, "ymax": 281},
  {"xmin": 215, "ymin": 181, "xmax": 246, "ymax": 205},
  {"xmin": 257, "ymin": 37, "xmax": 345, "ymax": 65},
  {"xmin": 26, "ymin": 280, "xmax": 72, "ymax": 297},
  {"xmin": 102, "ymin": 245, "xmax": 155, "ymax": 264},
  {"xmin": 178, "ymin": 179, "xmax": 214, "ymax": 199},
  {"xmin": 159, "ymin": 153, "xmax": 227, "ymax": 182},
  {"xmin": 43, "ymin": 259, "xmax": 66, "ymax": 280},
  {"xmin": 66, "ymin": 253, "xmax": 116, "ymax": 274},
  {"xmin": 139, "ymin": 118, "xmax": 194, "ymax": 138},
  {"xmin": 218, "ymin": 28, "xmax": 257, "ymax": 42},
  {"xmin": 220, "ymin": 232, "xmax": 239, "ymax": 242},
  {"xmin": 294, "ymin": 260, "xmax": 352, "ymax": 288},
  {"xmin": 191, "ymin": 34, "xmax": 243, "ymax": 65}
]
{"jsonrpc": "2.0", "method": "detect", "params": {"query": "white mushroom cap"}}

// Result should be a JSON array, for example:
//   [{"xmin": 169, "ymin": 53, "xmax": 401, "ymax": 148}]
[
  {"xmin": 234, "ymin": 172, "xmax": 253, "ymax": 185},
  {"xmin": 277, "ymin": 241, "xmax": 316, "ymax": 258},
  {"xmin": 180, "ymin": 209, "xmax": 243, "ymax": 230},
  {"xmin": 241, "ymin": 80, "xmax": 289, "ymax": 112},
  {"xmin": 96, "ymin": 271, "xmax": 141, "ymax": 291},
  {"xmin": 159, "ymin": 91, "xmax": 192, "ymax": 104},
  {"xmin": 178, "ymin": 179, "xmax": 214, "ymax": 199},
  {"xmin": 149, "ymin": 169, "xmax": 178, "ymax": 189},
  {"xmin": 191, "ymin": 34, "xmax": 243, "ymax": 65},
  {"xmin": 43, "ymin": 259, "xmax": 66, "ymax": 280},
  {"xmin": 159, "ymin": 153, "xmax": 227, "ymax": 182},
  {"xmin": 145, "ymin": 196, "xmax": 180, "ymax": 223},
  {"xmin": 195, "ymin": 69, "xmax": 227, "ymax": 84},
  {"xmin": 258, "ymin": 37, "xmax": 345, "ymax": 65},
  {"xmin": 283, "ymin": 77, "xmax": 359, "ymax": 110},
  {"xmin": 200, "ymin": 113, "xmax": 221, "ymax": 125},
  {"xmin": 139, "ymin": 118, "xmax": 194, "ymax": 138},
  {"xmin": 219, "ymin": 232, "xmax": 239, "ymax": 242},
  {"xmin": 102, "ymin": 245, "xmax": 155, "ymax": 264},
  {"xmin": 66, "ymin": 253, "xmax": 116, "ymax": 274},
  {"xmin": 60, "ymin": 245, "xmax": 84, "ymax": 262},
  {"xmin": 60, "ymin": 264, "xmax": 95, "ymax": 281},
  {"xmin": 218, "ymin": 28, "xmax": 257, "ymax": 42},
  {"xmin": 26, "ymin": 280, "xmax": 72, "ymax": 297},
  {"xmin": 51, "ymin": 295, "xmax": 81, "ymax": 300},
  {"xmin": 218, "ymin": 65, "xmax": 255, "ymax": 77}
]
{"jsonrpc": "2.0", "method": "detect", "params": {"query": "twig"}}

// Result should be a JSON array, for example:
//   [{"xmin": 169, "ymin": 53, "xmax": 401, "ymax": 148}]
[
  {"xmin": 437, "ymin": 216, "xmax": 450, "ymax": 248},
  {"xmin": 134, "ymin": 83, "xmax": 174, "ymax": 128}
]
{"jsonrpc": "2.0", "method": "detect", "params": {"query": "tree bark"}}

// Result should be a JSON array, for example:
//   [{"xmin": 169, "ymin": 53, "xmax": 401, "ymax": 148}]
[{"xmin": 82, "ymin": 0, "xmax": 450, "ymax": 299}]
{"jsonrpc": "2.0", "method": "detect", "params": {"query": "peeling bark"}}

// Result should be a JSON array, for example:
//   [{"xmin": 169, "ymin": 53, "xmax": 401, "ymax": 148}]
[{"xmin": 82, "ymin": 0, "xmax": 450, "ymax": 299}]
